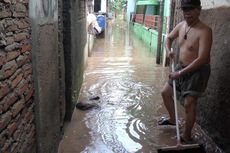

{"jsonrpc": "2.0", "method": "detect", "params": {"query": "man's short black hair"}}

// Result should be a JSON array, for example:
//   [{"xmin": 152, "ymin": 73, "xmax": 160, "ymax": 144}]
[{"xmin": 181, "ymin": 0, "xmax": 201, "ymax": 8}]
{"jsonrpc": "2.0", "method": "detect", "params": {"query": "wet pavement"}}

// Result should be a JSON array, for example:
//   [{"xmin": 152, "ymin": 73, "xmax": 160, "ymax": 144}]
[{"xmin": 58, "ymin": 20, "xmax": 221, "ymax": 153}]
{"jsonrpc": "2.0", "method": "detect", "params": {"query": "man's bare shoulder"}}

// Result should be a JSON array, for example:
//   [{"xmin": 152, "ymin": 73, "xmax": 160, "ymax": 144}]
[
  {"xmin": 175, "ymin": 21, "xmax": 185, "ymax": 29},
  {"xmin": 199, "ymin": 21, "xmax": 212, "ymax": 34}
]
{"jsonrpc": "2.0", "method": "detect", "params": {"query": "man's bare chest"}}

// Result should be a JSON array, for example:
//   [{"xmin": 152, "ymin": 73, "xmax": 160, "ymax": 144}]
[{"xmin": 178, "ymin": 30, "xmax": 199, "ymax": 51}]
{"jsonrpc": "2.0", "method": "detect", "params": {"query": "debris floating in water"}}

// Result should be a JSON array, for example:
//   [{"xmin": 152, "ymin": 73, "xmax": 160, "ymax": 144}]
[
  {"xmin": 89, "ymin": 96, "xmax": 100, "ymax": 100},
  {"xmin": 75, "ymin": 101, "xmax": 100, "ymax": 111}
]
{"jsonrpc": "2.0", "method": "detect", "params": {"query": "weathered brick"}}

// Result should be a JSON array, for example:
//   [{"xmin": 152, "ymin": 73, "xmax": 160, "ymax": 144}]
[
  {"xmin": 5, "ymin": 37, "xmax": 14, "ymax": 45},
  {"xmin": 24, "ymin": 109, "xmax": 33, "ymax": 123},
  {"xmin": 10, "ymin": 0, "xmax": 17, "ymax": 3},
  {"xmin": 14, "ymin": 112, "xmax": 21, "ymax": 122},
  {"xmin": 14, "ymin": 32, "xmax": 28, "ymax": 42},
  {"xmin": 12, "ymin": 129, "xmax": 20, "ymax": 141},
  {"xmin": 13, "ymin": 3, "xmax": 27, "ymax": 13},
  {"xmin": 0, "ymin": 105, "xmax": 3, "ymax": 114},
  {"xmin": 13, "ymin": 121, "xmax": 24, "ymax": 140},
  {"xmin": 1, "ymin": 1, "xmax": 38, "ymax": 152},
  {"xmin": 2, "ymin": 18, "xmax": 13, "ymax": 27},
  {"xmin": 9, "ymin": 142, "xmax": 19, "ymax": 153},
  {"xmin": 0, "ymin": 69, "xmax": 4, "ymax": 80},
  {"xmin": 16, "ymin": 54, "xmax": 29, "ymax": 67},
  {"xmin": 6, "ymin": 51, "xmax": 20, "ymax": 61},
  {"xmin": 24, "ymin": 88, "xmax": 33, "ymax": 102},
  {"xmin": 20, "ymin": 44, "xmax": 31, "ymax": 53},
  {"xmin": 0, "ymin": 11, "xmax": 12, "ymax": 19},
  {"xmin": 11, "ymin": 99, "xmax": 24, "ymax": 117},
  {"xmin": 27, "ymin": 52, "xmax": 32, "ymax": 61},
  {"xmin": 2, "ymin": 92, "xmax": 18, "ymax": 112},
  {"xmin": 1, "ymin": 138, "xmax": 13, "ymax": 152},
  {"xmin": 0, "ymin": 51, "xmax": 6, "ymax": 66},
  {"xmin": 9, "ymin": 69, "xmax": 23, "ymax": 88},
  {"xmin": 29, "ymin": 114, "xmax": 34, "ymax": 123},
  {"xmin": 3, "ymin": 0, "xmax": 12, "ymax": 3},
  {"xmin": 6, "ymin": 32, "xmax": 13, "ymax": 36},
  {"xmin": 0, "ymin": 82, "xmax": 10, "ymax": 99},
  {"xmin": 19, "ymin": 140, "xmax": 28, "ymax": 153},
  {"xmin": 22, "ymin": 64, "xmax": 32, "ymax": 77},
  {"xmin": 25, "ymin": 74, "xmax": 32, "ymax": 83},
  {"xmin": 5, "ymin": 43, "xmax": 20, "ymax": 52},
  {"xmin": 0, "ymin": 40, "xmax": 7, "ymax": 46},
  {"xmin": 25, "ymin": 99, "xmax": 33, "ymax": 107},
  {"xmin": 15, "ymin": 79, "xmax": 28, "ymax": 95},
  {"xmin": 15, "ymin": 0, "xmax": 28, "ymax": 4},
  {"xmin": 13, "ymin": 12, "xmax": 26, "ymax": 18},
  {"xmin": 6, "ymin": 24, "xmax": 18, "ymax": 32},
  {"xmin": 11, "ymin": 72, "xmax": 23, "ymax": 88},
  {"xmin": 14, "ymin": 19, "xmax": 29, "ymax": 29},
  {"xmin": 23, "ymin": 69, "xmax": 32, "ymax": 78},
  {"xmin": 0, "ymin": 21, "xmax": 4, "ymax": 31},
  {"xmin": 0, "ymin": 112, "xmax": 12, "ymax": 132},
  {"xmin": 23, "ymin": 0, "xmax": 29, "ymax": 4},
  {"xmin": 0, "ymin": 130, "xmax": 7, "ymax": 148},
  {"xmin": 21, "ymin": 107, "xmax": 27, "ymax": 118},
  {"xmin": 6, "ymin": 122, "xmax": 17, "ymax": 136},
  {"xmin": 1, "ymin": 60, "xmax": 18, "ymax": 79},
  {"xmin": 11, "ymin": 143, "xmax": 20, "ymax": 153}
]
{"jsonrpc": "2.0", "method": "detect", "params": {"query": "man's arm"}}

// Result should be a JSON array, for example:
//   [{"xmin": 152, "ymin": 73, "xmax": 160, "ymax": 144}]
[
  {"xmin": 165, "ymin": 22, "xmax": 181, "ymax": 57},
  {"xmin": 180, "ymin": 27, "xmax": 213, "ymax": 75}
]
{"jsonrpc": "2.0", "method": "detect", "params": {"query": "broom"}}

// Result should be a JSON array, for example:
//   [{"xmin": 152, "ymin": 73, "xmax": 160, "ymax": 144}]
[{"xmin": 157, "ymin": 54, "xmax": 206, "ymax": 153}]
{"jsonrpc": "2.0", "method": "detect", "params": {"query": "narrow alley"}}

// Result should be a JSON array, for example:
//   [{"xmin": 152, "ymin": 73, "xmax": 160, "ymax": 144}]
[
  {"xmin": 58, "ymin": 20, "xmax": 220, "ymax": 153},
  {"xmin": 1, "ymin": 0, "xmax": 230, "ymax": 153}
]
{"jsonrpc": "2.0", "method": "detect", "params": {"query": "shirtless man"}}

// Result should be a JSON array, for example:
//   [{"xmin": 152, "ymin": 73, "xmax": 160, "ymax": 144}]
[{"xmin": 158, "ymin": 0, "xmax": 213, "ymax": 142}]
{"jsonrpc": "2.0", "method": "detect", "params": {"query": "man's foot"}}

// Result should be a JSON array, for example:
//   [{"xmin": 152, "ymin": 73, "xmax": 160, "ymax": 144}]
[
  {"xmin": 158, "ymin": 117, "xmax": 176, "ymax": 126},
  {"xmin": 180, "ymin": 136, "xmax": 194, "ymax": 144}
]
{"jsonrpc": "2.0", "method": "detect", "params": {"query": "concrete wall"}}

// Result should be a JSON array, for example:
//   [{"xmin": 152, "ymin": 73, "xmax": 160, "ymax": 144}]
[
  {"xmin": 29, "ymin": 0, "xmax": 64, "ymax": 153},
  {"xmin": 63, "ymin": 0, "xmax": 87, "ymax": 121},
  {"xmin": 1, "ymin": 0, "xmax": 87, "ymax": 152},
  {"xmin": 0, "ymin": 0, "xmax": 35, "ymax": 153},
  {"xmin": 201, "ymin": 0, "xmax": 230, "ymax": 9},
  {"xmin": 172, "ymin": 1, "xmax": 230, "ymax": 153},
  {"xmin": 197, "ymin": 2, "xmax": 230, "ymax": 153}
]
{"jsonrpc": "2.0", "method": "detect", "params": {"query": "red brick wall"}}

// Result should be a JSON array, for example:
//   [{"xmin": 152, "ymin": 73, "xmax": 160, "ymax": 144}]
[
  {"xmin": 135, "ymin": 14, "xmax": 144, "ymax": 24},
  {"xmin": 0, "ymin": 0, "xmax": 35, "ymax": 153}
]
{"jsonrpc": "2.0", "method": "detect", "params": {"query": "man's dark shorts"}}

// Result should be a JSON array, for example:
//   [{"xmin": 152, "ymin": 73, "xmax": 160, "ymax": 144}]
[{"xmin": 168, "ymin": 63, "xmax": 210, "ymax": 98}]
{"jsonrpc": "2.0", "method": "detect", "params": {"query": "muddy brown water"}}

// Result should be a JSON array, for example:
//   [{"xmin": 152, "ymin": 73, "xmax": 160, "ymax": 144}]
[{"xmin": 58, "ymin": 20, "xmax": 221, "ymax": 153}]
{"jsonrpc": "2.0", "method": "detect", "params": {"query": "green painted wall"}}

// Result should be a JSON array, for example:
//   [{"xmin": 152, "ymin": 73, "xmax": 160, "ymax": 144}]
[
  {"xmin": 146, "ymin": 5, "xmax": 159, "ymax": 15},
  {"xmin": 131, "ymin": 0, "xmax": 170, "ymax": 63},
  {"xmin": 131, "ymin": 22, "xmax": 158, "ymax": 54}
]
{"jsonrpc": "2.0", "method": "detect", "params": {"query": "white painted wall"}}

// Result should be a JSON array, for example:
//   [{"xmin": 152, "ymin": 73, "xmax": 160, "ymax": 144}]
[
  {"xmin": 29, "ymin": 0, "xmax": 58, "ymax": 22},
  {"xmin": 127, "ymin": 0, "xmax": 136, "ymax": 22},
  {"xmin": 101, "ymin": 0, "xmax": 107, "ymax": 12},
  {"xmin": 201, "ymin": 0, "xmax": 230, "ymax": 9}
]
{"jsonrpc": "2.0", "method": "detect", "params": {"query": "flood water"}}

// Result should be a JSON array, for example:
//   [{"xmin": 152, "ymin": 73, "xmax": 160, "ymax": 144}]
[{"xmin": 58, "ymin": 20, "xmax": 221, "ymax": 153}]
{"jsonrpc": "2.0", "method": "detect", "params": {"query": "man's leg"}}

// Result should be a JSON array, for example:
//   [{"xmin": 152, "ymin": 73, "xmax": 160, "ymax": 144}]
[
  {"xmin": 161, "ymin": 83, "xmax": 175, "ymax": 124},
  {"xmin": 183, "ymin": 95, "xmax": 197, "ymax": 140}
]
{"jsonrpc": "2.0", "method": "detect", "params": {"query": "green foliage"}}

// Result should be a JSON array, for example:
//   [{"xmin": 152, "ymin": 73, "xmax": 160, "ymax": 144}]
[{"xmin": 110, "ymin": 0, "xmax": 127, "ymax": 12}]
